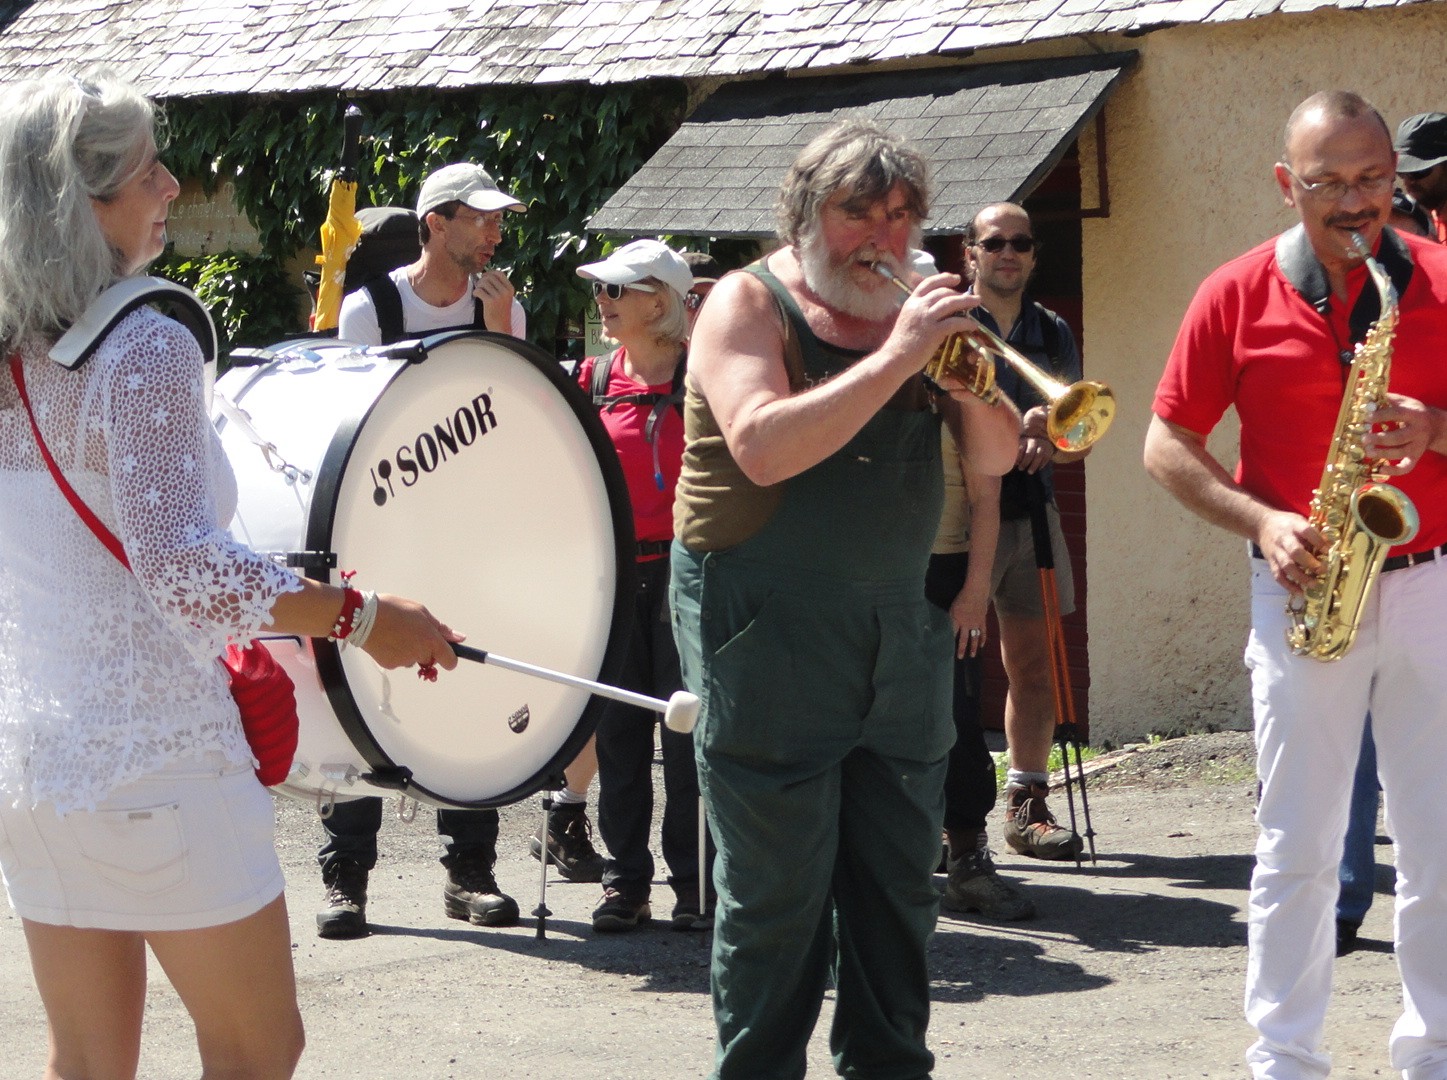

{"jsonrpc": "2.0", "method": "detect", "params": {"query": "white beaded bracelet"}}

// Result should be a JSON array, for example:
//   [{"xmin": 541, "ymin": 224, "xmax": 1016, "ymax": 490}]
[{"xmin": 346, "ymin": 591, "xmax": 379, "ymax": 649}]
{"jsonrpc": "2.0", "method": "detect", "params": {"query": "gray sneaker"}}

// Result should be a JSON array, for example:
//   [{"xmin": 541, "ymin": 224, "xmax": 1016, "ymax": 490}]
[{"xmin": 942, "ymin": 845, "xmax": 1036, "ymax": 921}]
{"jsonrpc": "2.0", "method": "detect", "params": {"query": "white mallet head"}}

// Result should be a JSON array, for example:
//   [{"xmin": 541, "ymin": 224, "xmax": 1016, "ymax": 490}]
[{"xmin": 664, "ymin": 691, "xmax": 701, "ymax": 734}]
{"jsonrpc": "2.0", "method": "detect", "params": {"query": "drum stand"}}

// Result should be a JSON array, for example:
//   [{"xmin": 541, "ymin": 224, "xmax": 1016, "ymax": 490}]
[{"xmin": 534, "ymin": 796, "xmax": 555, "ymax": 940}]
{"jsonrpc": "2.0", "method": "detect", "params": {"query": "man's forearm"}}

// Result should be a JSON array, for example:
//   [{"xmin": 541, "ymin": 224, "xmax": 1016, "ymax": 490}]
[{"xmin": 1143, "ymin": 414, "xmax": 1272, "ymax": 541}]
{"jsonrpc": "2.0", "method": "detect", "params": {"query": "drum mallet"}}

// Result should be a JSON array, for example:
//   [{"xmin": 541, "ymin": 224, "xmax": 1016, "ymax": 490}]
[{"xmin": 450, "ymin": 645, "xmax": 700, "ymax": 733}]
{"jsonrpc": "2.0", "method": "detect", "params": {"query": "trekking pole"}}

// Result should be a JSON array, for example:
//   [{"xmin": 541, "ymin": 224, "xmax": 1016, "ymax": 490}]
[{"xmin": 1025, "ymin": 474, "xmax": 1097, "ymax": 865}]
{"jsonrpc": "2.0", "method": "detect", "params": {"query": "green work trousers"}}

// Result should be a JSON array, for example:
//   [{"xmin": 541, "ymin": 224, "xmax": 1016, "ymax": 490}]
[{"xmin": 673, "ymin": 550, "xmax": 953, "ymax": 1080}]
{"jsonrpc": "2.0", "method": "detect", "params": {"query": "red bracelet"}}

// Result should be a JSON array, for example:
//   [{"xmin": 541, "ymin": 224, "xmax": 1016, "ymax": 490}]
[{"xmin": 329, "ymin": 588, "xmax": 364, "ymax": 641}]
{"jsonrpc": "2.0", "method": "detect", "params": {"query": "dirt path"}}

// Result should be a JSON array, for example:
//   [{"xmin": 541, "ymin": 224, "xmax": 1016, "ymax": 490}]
[{"xmin": 0, "ymin": 732, "xmax": 1407, "ymax": 1078}]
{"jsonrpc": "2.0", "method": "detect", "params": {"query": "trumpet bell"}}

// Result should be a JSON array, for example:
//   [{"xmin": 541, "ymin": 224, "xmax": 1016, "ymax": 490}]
[{"xmin": 1047, "ymin": 381, "xmax": 1116, "ymax": 452}]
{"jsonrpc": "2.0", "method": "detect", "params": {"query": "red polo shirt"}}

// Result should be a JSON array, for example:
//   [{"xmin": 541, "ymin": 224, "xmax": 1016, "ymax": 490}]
[{"xmin": 1154, "ymin": 230, "xmax": 1447, "ymax": 552}]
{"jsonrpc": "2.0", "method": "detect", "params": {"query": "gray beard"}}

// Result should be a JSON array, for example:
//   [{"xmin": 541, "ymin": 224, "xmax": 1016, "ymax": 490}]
[{"xmin": 797, "ymin": 229, "xmax": 901, "ymax": 322}]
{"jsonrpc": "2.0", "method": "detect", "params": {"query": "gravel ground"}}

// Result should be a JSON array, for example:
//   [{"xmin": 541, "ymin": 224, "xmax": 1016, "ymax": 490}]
[{"xmin": 0, "ymin": 729, "xmax": 1409, "ymax": 1079}]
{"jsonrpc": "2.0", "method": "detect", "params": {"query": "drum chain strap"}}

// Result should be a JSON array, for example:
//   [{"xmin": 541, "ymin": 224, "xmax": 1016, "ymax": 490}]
[
  {"xmin": 214, "ymin": 392, "xmax": 314, "ymax": 486},
  {"xmin": 396, "ymin": 796, "xmax": 419, "ymax": 824}
]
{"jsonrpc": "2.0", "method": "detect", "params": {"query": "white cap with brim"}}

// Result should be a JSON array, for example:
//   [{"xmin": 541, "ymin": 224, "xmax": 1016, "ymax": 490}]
[
  {"xmin": 416, "ymin": 163, "xmax": 525, "ymax": 218},
  {"xmin": 577, "ymin": 239, "xmax": 694, "ymax": 299}
]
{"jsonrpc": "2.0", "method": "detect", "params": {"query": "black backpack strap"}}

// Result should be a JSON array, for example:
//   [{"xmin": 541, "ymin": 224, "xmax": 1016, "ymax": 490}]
[
  {"xmin": 364, "ymin": 275, "xmax": 405, "ymax": 345},
  {"xmin": 589, "ymin": 351, "xmax": 616, "ymax": 406},
  {"xmin": 1031, "ymin": 301, "xmax": 1063, "ymax": 373}
]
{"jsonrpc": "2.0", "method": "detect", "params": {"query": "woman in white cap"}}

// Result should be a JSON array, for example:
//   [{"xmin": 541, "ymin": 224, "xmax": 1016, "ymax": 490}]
[{"xmin": 575, "ymin": 239, "xmax": 714, "ymax": 932}]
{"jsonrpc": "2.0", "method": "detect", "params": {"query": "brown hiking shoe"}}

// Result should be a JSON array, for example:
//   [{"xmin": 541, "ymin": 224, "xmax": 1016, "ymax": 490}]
[
  {"xmin": 529, "ymin": 802, "xmax": 605, "ymax": 883},
  {"xmin": 442, "ymin": 853, "xmax": 520, "ymax": 927},
  {"xmin": 316, "ymin": 861, "xmax": 369, "ymax": 939},
  {"xmin": 1003, "ymin": 782, "xmax": 1084, "ymax": 861},
  {"xmin": 943, "ymin": 843, "xmax": 1036, "ymax": 921}
]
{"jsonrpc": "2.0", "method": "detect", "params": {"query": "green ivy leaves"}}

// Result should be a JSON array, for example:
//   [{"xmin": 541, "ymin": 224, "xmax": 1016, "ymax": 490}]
[{"xmin": 159, "ymin": 81, "xmax": 685, "ymax": 357}]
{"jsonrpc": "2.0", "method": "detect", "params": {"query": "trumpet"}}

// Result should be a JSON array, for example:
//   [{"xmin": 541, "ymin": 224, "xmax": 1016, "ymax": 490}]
[{"xmin": 871, "ymin": 261, "xmax": 1116, "ymax": 452}]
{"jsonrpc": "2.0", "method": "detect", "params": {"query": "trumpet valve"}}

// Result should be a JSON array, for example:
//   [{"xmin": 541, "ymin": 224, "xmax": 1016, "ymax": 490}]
[{"xmin": 925, "ymin": 336, "xmax": 999, "ymax": 404}]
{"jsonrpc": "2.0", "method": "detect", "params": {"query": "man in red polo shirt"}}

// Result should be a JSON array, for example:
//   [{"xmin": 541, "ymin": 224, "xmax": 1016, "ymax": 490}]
[{"xmin": 1145, "ymin": 91, "xmax": 1447, "ymax": 1079}]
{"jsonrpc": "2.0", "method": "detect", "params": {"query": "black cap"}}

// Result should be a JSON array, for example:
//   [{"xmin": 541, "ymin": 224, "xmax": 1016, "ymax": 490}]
[{"xmin": 1395, "ymin": 112, "xmax": 1447, "ymax": 173}]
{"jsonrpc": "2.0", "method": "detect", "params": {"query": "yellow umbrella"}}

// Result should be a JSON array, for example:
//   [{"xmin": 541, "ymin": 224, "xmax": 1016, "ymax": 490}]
[{"xmin": 310, "ymin": 106, "xmax": 364, "ymax": 332}]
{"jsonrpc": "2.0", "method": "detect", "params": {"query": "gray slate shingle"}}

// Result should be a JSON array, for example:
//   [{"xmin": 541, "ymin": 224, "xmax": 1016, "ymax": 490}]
[
  {"xmin": 590, "ymin": 51, "xmax": 1133, "ymax": 237},
  {"xmin": 0, "ymin": 0, "xmax": 1432, "ymax": 97}
]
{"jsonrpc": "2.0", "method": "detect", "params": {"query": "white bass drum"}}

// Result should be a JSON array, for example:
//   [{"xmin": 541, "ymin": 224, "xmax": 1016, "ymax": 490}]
[{"xmin": 213, "ymin": 330, "xmax": 633, "ymax": 809}]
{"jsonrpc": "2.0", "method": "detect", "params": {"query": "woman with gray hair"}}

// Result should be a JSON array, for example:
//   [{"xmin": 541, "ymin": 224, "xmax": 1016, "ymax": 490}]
[
  {"xmin": 573, "ymin": 239, "xmax": 714, "ymax": 932},
  {"xmin": 0, "ymin": 71, "xmax": 460, "ymax": 1078}
]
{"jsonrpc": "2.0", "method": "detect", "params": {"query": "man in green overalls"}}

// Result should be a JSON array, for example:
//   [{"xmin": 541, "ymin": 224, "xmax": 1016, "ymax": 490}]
[{"xmin": 671, "ymin": 121, "xmax": 1021, "ymax": 1079}]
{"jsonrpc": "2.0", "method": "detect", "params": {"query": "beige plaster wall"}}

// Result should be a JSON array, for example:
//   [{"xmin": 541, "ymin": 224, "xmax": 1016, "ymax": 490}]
[{"xmin": 1082, "ymin": 3, "xmax": 1447, "ymax": 745}]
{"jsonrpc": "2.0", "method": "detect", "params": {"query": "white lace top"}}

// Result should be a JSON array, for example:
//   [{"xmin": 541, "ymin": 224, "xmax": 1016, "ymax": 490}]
[{"xmin": 0, "ymin": 307, "xmax": 302, "ymax": 812}]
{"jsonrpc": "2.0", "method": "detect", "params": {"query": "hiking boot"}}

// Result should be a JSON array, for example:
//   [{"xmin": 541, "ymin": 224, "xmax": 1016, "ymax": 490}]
[
  {"xmin": 668, "ymin": 883, "xmax": 714, "ymax": 932},
  {"xmin": 592, "ymin": 886, "xmax": 651, "ymax": 932},
  {"xmin": 316, "ymin": 861, "xmax": 369, "ymax": 939},
  {"xmin": 1003, "ymin": 782, "xmax": 1084, "ymax": 860},
  {"xmin": 529, "ymin": 802, "xmax": 605, "ymax": 883},
  {"xmin": 442, "ymin": 854, "xmax": 520, "ymax": 927},
  {"xmin": 942, "ymin": 842, "xmax": 1036, "ymax": 921}
]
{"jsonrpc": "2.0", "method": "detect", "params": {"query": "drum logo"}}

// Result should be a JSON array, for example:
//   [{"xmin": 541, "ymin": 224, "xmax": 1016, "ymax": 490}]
[
  {"xmin": 371, "ymin": 392, "xmax": 498, "ymax": 507},
  {"xmin": 507, "ymin": 705, "xmax": 530, "ymax": 733}
]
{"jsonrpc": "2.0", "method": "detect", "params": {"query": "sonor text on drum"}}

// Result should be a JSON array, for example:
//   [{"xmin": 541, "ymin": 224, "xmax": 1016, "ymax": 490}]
[{"xmin": 369, "ymin": 391, "xmax": 498, "ymax": 506}]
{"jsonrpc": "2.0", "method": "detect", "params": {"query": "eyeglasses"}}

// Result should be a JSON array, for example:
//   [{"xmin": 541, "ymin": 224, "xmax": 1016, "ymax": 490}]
[
  {"xmin": 1281, "ymin": 166, "xmax": 1396, "ymax": 202},
  {"xmin": 685, "ymin": 292, "xmax": 705, "ymax": 311},
  {"xmin": 975, "ymin": 235, "xmax": 1037, "ymax": 254},
  {"xmin": 591, "ymin": 281, "xmax": 656, "ymax": 300}
]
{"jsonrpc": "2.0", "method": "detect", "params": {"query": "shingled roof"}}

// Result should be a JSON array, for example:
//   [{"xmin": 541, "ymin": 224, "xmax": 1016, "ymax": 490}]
[
  {"xmin": 0, "ymin": 0, "xmax": 1433, "ymax": 98},
  {"xmin": 591, "ymin": 52, "xmax": 1133, "ymax": 237}
]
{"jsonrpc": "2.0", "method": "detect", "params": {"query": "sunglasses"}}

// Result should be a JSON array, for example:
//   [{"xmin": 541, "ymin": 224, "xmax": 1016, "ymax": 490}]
[
  {"xmin": 591, "ymin": 281, "xmax": 656, "ymax": 300},
  {"xmin": 975, "ymin": 235, "xmax": 1037, "ymax": 254}
]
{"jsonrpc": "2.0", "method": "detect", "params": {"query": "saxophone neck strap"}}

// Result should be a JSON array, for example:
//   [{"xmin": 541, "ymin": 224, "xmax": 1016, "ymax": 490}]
[{"xmin": 1275, "ymin": 223, "xmax": 1414, "ymax": 348}]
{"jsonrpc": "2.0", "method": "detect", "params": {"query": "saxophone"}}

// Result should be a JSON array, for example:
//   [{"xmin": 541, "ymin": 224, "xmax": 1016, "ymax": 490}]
[{"xmin": 1285, "ymin": 232, "xmax": 1419, "ymax": 661}]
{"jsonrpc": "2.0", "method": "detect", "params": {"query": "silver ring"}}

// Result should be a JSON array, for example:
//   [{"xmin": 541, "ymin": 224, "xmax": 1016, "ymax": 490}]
[{"xmin": 968, "ymin": 629, "xmax": 981, "ymax": 637}]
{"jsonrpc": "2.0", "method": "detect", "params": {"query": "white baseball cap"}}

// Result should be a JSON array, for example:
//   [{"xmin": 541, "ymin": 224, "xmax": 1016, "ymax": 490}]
[
  {"xmin": 577, "ymin": 239, "xmax": 693, "ymax": 300},
  {"xmin": 416, "ymin": 163, "xmax": 525, "ymax": 218}
]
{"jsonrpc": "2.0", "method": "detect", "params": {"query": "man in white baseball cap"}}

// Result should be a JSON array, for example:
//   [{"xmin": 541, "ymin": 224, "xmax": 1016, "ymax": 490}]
[{"xmin": 338, "ymin": 162, "xmax": 529, "ymax": 344}]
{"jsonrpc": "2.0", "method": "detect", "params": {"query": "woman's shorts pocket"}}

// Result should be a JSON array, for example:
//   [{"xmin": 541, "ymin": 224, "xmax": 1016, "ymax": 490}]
[{"xmin": 66, "ymin": 802, "xmax": 188, "ymax": 897}]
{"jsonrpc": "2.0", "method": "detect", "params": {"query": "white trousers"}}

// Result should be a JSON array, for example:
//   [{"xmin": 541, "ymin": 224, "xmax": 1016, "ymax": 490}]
[{"xmin": 1244, "ymin": 556, "xmax": 1447, "ymax": 1080}]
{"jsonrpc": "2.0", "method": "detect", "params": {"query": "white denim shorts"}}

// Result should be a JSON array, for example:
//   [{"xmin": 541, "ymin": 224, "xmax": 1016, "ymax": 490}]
[{"xmin": 0, "ymin": 753, "xmax": 284, "ymax": 931}]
